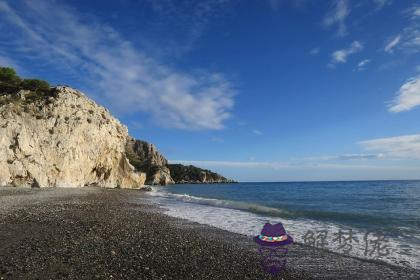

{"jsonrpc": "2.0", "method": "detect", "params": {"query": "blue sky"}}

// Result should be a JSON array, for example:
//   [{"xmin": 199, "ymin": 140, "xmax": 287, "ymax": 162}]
[{"xmin": 0, "ymin": 0, "xmax": 419, "ymax": 181}]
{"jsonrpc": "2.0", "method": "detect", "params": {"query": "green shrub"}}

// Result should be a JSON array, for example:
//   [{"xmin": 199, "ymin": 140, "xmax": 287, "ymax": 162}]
[
  {"xmin": 21, "ymin": 79, "xmax": 50, "ymax": 93},
  {"xmin": 0, "ymin": 67, "xmax": 53, "ymax": 100},
  {"xmin": 0, "ymin": 67, "xmax": 21, "ymax": 95},
  {"xmin": 0, "ymin": 67, "xmax": 21, "ymax": 85}
]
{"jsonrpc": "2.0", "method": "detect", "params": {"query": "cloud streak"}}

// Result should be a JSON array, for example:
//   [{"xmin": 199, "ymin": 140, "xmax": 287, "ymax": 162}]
[
  {"xmin": 252, "ymin": 129, "xmax": 263, "ymax": 135},
  {"xmin": 324, "ymin": 0, "xmax": 350, "ymax": 37},
  {"xmin": 355, "ymin": 59, "xmax": 371, "ymax": 71},
  {"xmin": 388, "ymin": 75, "xmax": 420, "ymax": 113},
  {"xmin": 373, "ymin": 0, "xmax": 391, "ymax": 10},
  {"xmin": 330, "ymin": 41, "xmax": 363, "ymax": 66},
  {"xmin": 0, "ymin": 0, "xmax": 235, "ymax": 130},
  {"xmin": 360, "ymin": 134, "xmax": 420, "ymax": 159},
  {"xmin": 170, "ymin": 159, "xmax": 416, "ymax": 171},
  {"xmin": 384, "ymin": 35, "xmax": 401, "ymax": 53}
]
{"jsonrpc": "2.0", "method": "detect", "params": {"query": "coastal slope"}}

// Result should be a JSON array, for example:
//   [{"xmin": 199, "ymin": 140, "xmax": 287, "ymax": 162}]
[
  {"xmin": 0, "ymin": 83, "xmax": 145, "ymax": 188},
  {"xmin": 168, "ymin": 164, "xmax": 235, "ymax": 184},
  {"xmin": 0, "ymin": 67, "xmax": 234, "ymax": 187},
  {"xmin": 125, "ymin": 137, "xmax": 175, "ymax": 185},
  {"xmin": 125, "ymin": 138, "xmax": 235, "ymax": 185}
]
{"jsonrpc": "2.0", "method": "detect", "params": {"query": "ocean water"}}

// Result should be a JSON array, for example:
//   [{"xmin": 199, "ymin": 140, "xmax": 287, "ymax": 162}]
[{"xmin": 145, "ymin": 181, "xmax": 420, "ymax": 269}]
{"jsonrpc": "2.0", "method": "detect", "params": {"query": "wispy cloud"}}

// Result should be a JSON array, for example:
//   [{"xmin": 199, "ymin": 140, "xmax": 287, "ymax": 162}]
[
  {"xmin": 309, "ymin": 47, "xmax": 320, "ymax": 55},
  {"xmin": 304, "ymin": 153, "xmax": 385, "ymax": 161},
  {"xmin": 324, "ymin": 0, "xmax": 350, "ymax": 37},
  {"xmin": 0, "ymin": 54, "xmax": 19, "ymax": 70},
  {"xmin": 268, "ymin": 0, "xmax": 281, "ymax": 12},
  {"xmin": 170, "ymin": 159, "xmax": 414, "ymax": 171},
  {"xmin": 355, "ymin": 59, "xmax": 371, "ymax": 71},
  {"xmin": 0, "ymin": 0, "xmax": 234, "ymax": 130},
  {"xmin": 414, "ymin": 7, "xmax": 420, "ymax": 18},
  {"xmin": 405, "ymin": 5, "xmax": 420, "ymax": 20},
  {"xmin": 144, "ymin": 0, "xmax": 233, "ymax": 55},
  {"xmin": 384, "ymin": 35, "xmax": 401, "ymax": 53},
  {"xmin": 330, "ymin": 41, "xmax": 363, "ymax": 66},
  {"xmin": 387, "ymin": 7, "xmax": 420, "ymax": 55},
  {"xmin": 252, "ymin": 129, "xmax": 263, "ymax": 135},
  {"xmin": 359, "ymin": 134, "xmax": 420, "ymax": 159},
  {"xmin": 373, "ymin": 0, "xmax": 392, "ymax": 10},
  {"xmin": 388, "ymin": 75, "xmax": 420, "ymax": 113}
]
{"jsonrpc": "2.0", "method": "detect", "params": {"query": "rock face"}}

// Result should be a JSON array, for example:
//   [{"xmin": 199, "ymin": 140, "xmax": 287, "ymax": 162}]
[
  {"xmin": 125, "ymin": 139, "xmax": 236, "ymax": 185},
  {"xmin": 168, "ymin": 164, "xmax": 235, "ymax": 184},
  {"xmin": 0, "ymin": 86, "xmax": 146, "ymax": 188},
  {"xmin": 125, "ymin": 138, "xmax": 174, "ymax": 185}
]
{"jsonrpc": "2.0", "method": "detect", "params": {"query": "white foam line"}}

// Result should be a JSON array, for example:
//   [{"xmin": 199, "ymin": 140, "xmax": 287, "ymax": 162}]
[{"xmin": 144, "ymin": 191, "xmax": 420, "ymax": 270}]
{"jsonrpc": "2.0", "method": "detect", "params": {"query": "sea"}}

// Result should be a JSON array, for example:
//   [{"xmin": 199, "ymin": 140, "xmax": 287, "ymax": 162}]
[{"xmin": 145, "ymin": 180, "xmax": 420, "ymax": 269}]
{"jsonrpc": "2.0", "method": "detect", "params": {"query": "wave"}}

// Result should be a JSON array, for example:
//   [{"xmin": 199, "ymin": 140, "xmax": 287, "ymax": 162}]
[
  {"xmin": 149, "ymin": 190, "xmax": 295, "ymax": 218},
  {"xmin": 149, "ymin": 189, "xmax": 408, "ymax": 229}
]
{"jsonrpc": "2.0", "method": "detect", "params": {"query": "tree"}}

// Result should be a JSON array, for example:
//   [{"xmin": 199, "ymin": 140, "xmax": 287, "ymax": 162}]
[
  {"xmin": 0, "ymin": 67, "xmax": 21, "ymax": 85},
  {"xmin": 21, "ymin": 79, "xmax": 50, "ymax": 93},
  {"xmin": 0, "ymin": 67, "xmax": 21, "ymax": 94}
]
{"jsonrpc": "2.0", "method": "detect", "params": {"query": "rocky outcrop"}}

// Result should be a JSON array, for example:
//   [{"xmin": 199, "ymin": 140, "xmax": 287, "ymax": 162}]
[
  {"xmin": 168, "ymin": 164, "xmax": 236, "ymax": 184},
  {"xmin": 0, "ymin": 86, "xmax": 146, "ymax": 188},
  {"xmin": 125, "ymin": 138, "xmax": 174, "ymax": 185},
  {"xmin": 124, "ymin": 139, "xmax": 236, "ymax": 185}
]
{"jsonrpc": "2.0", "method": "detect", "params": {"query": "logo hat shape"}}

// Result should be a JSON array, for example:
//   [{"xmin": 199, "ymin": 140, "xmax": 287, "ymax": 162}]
[{"xmin": 254, "ymin": 222, "xmax": 293, "ymax": 247}]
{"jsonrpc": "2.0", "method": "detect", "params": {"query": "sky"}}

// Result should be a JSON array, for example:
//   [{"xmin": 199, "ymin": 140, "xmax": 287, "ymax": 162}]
[{"xmin": 0, "ymin": 0, "xmax": 419, "ymax": 182}]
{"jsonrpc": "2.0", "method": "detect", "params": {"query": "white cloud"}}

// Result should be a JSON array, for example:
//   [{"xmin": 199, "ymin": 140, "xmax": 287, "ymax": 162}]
[
  {"xmin": 388, "ymin": 75, "xmax": 420, "ymax": 113},
  {"xmin": 330, "ymin": 41, "xmax": 363, "ymax": 66},
  {"xmin": 309, "ymin": 47, "xmax": 320, "ymax": 55},
  {"xmin": 415, "ymin": 7, "xmax": 420, "ymax": 18},
  {"xmin": 324, "ymin": 0, "xmax": 350, "ymax": 37},
  {"xmin": 359, "ymin": 134, "xmax": 420, "ymax": 159},
  {"xmin": 169, "ymin": 159, "xmax": 413, "ymax": 171},
  {"xmin": 0, "ymin": 0, "xmax": 234, "ymax": 130},
  {"xmin": 388, "ymin": 9, "xmax": 420, "ymax": 54},
  {"xmin": 252, "ymin": 129, "xmax": 263, "ymax": 135},
  {"xmin": 304, "ymin": 153, "xmax": 385, "ymax": 161},
  {"xmin": 384, "ymin": 35, "xmax": 401, "ymax": 53},
  {"xmin": 405, "ymin": 5, "xmax": 420, "ymax": 19},
  {"xmin": 355, "ymin": 59, "xmax": 371, "ymax": 71},
  {"xmin": 373, "ymin": 0, "xmax": 391, "ymax": 10},
  {"xmin": 401, "ymin": 26, "xmax": 420, "ymax": 53}
]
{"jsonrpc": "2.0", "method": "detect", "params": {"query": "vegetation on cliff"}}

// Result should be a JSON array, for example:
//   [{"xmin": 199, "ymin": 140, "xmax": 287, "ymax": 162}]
[
  {"xmin": 125, "ymin": 138, "xmax": 235, "ymax": 185},
  {"xmin": 1, "ymin": 66, "xmax": 235, "ymax": 187},
  {"xmin": 125, "ymin": 138, "xmax": 174, "ymax": 185},
  {"xmin": 0, "ymin": 67, "xmax": 57, "ymax": 106},
  {"xmin": 168, "ymin": 164, "xmax": 235, "ymax": 184}
]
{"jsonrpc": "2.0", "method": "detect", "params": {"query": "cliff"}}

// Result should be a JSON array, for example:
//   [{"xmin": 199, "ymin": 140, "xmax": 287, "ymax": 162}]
[
  {"xmin": 0, "ymin": 67, "xmax": 234, "ymax": 188},
  {"xmin": 168, "ymin": 164, "xmax": 235, "ymax": 184},
  {"xmin": 125, "ymin": 138, "xmax": 235, "ymax": 185},
  {"xmin": 125, "ymin": 138, "xmax": 174, "ymax": 185},
  {"xmin": 0, "ymin": 81, "xmax": 145, "ymax": 188}
]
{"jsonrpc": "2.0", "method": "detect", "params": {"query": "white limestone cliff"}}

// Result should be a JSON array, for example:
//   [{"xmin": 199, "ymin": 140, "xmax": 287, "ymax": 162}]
[{"xmin": 0, "ymin": 86, "xmax": 146, "ymax": 188}]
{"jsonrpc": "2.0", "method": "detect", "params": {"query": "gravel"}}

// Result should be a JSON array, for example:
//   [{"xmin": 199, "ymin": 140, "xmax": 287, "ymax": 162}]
[{"xmin": 0, "ymin": 187, "xmax": 419, "ymax": 280}]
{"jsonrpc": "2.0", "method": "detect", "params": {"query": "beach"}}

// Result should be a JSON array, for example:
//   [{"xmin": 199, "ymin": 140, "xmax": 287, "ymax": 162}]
[{"xmin": 0, "ymin": 187, "xmax": 419, "ymax": 280}]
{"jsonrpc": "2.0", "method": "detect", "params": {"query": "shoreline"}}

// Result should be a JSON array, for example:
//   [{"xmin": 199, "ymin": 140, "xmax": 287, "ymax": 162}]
[{"xmin": 0, "ymin": 187, "xmax": 419, "ymax": 279}]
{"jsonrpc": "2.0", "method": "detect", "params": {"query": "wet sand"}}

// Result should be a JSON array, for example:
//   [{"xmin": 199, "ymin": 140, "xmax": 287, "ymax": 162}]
[{"xmin": 0, "ymin": 187, "xmax": 419, "ymax": 279}]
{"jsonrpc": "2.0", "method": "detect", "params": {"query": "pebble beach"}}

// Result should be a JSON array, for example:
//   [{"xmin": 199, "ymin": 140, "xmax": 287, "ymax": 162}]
[{"xmin": 0, "ymin": 187, "xmax": 419, "ymax": 280}]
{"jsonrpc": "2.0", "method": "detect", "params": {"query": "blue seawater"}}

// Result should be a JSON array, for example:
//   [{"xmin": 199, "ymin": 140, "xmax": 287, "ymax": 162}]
[{"xmin": 146, "ymin": 180, "xmax": 420, "ymax": 269}]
